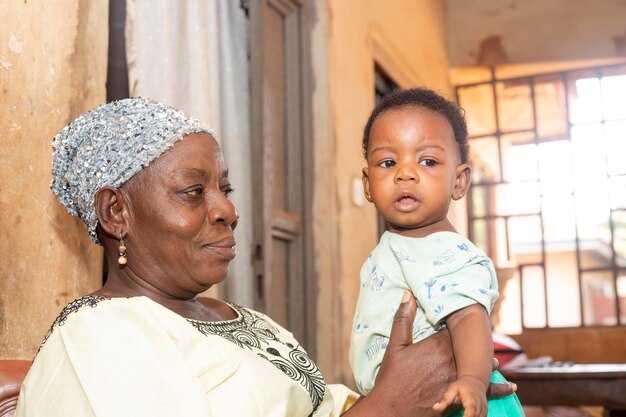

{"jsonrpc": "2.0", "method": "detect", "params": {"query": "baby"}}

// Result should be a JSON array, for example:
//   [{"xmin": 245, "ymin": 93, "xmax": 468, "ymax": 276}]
[{"xmin": 349, "ymin": 88, "xmax": 524, "ymax": 417}]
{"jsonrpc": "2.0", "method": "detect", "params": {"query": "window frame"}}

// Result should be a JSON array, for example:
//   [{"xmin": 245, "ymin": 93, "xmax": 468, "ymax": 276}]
[{"xmin": 455, "ymin": 65, "xmax": 626, "ymax": 331}]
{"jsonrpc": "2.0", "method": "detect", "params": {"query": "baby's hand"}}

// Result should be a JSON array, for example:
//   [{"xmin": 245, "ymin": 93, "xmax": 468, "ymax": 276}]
[{"xmin": 432, "ymin": 375, "xmax": 488, "ymax": 417}]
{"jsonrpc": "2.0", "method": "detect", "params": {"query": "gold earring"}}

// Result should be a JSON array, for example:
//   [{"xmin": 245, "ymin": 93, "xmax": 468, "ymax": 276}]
[{"xmin": 118, "ymin": 238, "xmax": 127, "ymax": 265}]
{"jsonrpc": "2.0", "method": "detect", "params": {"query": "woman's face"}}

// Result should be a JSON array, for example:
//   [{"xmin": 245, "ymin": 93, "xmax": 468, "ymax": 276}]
[{"xmin": 122, "ymin": 133, "xmax": 238, "ymax": 298}]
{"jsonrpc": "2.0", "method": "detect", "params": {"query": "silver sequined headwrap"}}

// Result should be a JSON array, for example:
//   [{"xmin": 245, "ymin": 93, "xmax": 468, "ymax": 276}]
[{"xmin": 51, "ymin": 98, "xmax": 214, "ymax": 244}]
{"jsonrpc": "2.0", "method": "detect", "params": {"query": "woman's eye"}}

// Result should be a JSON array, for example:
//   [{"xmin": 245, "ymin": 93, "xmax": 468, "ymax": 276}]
[
  {"xmin": 378, "ymin": 160, "xmax": 396, "ymax": 168},
  {"xmin": 419, "ymin": 159, "xmax": 437, "ymax": 167},
  {"xmin": 185, "ymin": 187, "xmax": 204, "ymax": 196},
  {"xmin": 222, "ymin": 187, "xmax": 234, "ymax": 197}
]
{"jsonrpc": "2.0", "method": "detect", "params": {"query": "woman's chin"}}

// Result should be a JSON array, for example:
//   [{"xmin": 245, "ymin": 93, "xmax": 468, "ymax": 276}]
[{"xmin": 194, "ymin": 272, "xmax": 230, "ymax": 293}]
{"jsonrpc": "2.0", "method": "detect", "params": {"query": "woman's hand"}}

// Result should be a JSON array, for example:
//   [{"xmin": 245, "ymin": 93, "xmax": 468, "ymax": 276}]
[{"xmin": 344, "ymin": 292, "xmax": 516, "ymax": 417}]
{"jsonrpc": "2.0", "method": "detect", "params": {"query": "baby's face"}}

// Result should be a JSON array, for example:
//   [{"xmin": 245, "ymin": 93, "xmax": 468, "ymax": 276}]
[{"xmin": 362, "ymin": 105, "xmax": 469, "ymax": 235}]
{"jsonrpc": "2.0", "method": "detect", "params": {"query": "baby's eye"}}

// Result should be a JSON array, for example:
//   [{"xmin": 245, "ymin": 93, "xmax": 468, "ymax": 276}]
[
  {"xmin": 378, "ymin": 160, "xmax": 396, "ymax": 168},
  {"xmin": 419, "ymin": 159, "xmax": 437, "ymax": 167}
]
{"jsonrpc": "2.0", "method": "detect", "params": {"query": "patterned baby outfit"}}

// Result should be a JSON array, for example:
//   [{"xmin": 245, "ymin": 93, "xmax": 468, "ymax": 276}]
[{"xmin": 350, "ymin": 231, "xmax": 525, "ymax": 416}]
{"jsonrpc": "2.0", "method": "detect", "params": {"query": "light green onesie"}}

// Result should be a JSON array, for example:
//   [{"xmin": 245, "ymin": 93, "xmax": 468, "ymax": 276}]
[{"xmin": 349, "ymin": 231, "xmax": 524, "ymax": 416}]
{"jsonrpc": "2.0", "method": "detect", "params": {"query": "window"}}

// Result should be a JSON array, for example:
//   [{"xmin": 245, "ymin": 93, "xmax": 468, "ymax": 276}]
[{"xmin": 456, "ymin": 65, "xmax": 626, "ymax": 333}]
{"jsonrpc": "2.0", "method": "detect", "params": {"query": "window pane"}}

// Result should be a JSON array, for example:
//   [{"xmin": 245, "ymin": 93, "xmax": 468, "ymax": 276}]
[
  {"xmin": 535, "ymin": 76, "xmax": 568, "ymax": 140},
  {"xmin": 601, "ymin": 74, "xmax": 626, "ymax": 121},
  {"xmin": 605, "ymin": 121, "xmax": 626, "ymax": 175},
  {"xmin": 578, "ymin": 201, "xmax": 613, "ymax": 271},
  {"xmin": 496, "ymin": 79, "xmax": 534, "ymax": 132},
  {"xmin": 494, "ymin": 268, "xmax": 522, "ymax": 335},
  {"xmin": 521, "ymin": 265, "xmax": 546, "ymax": 328},
  {"xmin": 618, "ymin": 274, "xmax": 626, "ymax": 324},
  {"xmin": 472, "ymin": 218, "xmax": 489, "ymax": 253},
  {"xmin": 582, "ymin": 271, "xmax": 616, "ymax": 326},
  {"xmin": 613, "ymin": 210, "xmax": 626, "ymax": 268},
  {"xmin": 580, "ymin": 239, "xmax": 611, "ymax": 270},
  {"xmin": 470, "ymin": 185, "xmax": 488, "ymax": 217},
  {"xmin": 572, "ymin": 126, "xmax": 610, "ymax": 242},
  {"xmin": 492, "ymin": 182, "xmax": 541, "ymax": 217},
  {"xmin": 509, "ymin": 215, "xmax": 544, "ymax": 266},
  {"xmin": 538, "ymin": 140, "xmax": 573, "ymax": 195},
  {"xmin": 546, "ymin": 250, "xmax": 581, "ymax": 327},
  {"xmin": 570, "ymin": 75, "xmax": 602, "ymax": 124},
  {"xmin": 571, "ymin": 124, "xmax": 607, "ymax": 201},
  {"xmin": 542, "ymin": 195, "xmax": 576, "ymax": 242},
  {"xmin": 470, "ymin": 136, "xmax": 500, "ymax": 183},
  {"xmin": 502, "ymin": 132, "xmax": 538, "ymax": 182},
  {"xmin": 458, "ymin": 84, "xmax": 496, "ymax": 137},
  {"xmin": 471, "ymin": 217, "xmax": 508, "ymax": 266},
  {"xmin": 609, "ymin": 176, "xmax": 626, "ymax": 210}
]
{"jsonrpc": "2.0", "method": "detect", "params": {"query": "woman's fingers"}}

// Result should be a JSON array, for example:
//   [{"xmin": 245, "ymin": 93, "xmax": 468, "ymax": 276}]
[
  {"xmin": 365, "ymin": 295, "xmax": 456, "ymax": 417},
  {"xmin": 486, "ymin": 381, "xmax": 516, "ymax": 399},
  {"xmin": 487, "ymin": 357, "xmax": 516, "ymax": 399},
  {"xmin": 386, "ymin": 291, "xmax": 417, "ymax": 351}
]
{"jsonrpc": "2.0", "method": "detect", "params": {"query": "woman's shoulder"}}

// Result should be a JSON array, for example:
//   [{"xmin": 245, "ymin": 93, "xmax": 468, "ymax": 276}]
[
  {"xmin": 47, "ymin": 295, "xmax": 147, "ymax": 324},
  {"xmin": 39, "ymin": 295, "xmax": 110, "ymax": 345},
  {"xmin": 53, "ymin": 294, "xmax": 114, "ymax": 317},
  {"xmin": 38, "ymin": 295, "xmax": 166, "ymax": 351}
]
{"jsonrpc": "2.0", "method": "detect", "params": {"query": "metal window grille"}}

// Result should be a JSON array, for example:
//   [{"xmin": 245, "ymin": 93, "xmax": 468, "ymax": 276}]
[{"xmin": 455, "ymin": 65, "xmax": 626, "ymax": 330}]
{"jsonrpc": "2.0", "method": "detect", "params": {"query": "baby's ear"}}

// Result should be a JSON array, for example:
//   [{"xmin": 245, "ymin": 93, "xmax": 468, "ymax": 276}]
[
  {"xmin": 453, "ymin": 163, "xmax": 471, "ymax": 201},
  {"xmin": 362, "ymin": 167, "xmax": 372, "ymax": 203}
]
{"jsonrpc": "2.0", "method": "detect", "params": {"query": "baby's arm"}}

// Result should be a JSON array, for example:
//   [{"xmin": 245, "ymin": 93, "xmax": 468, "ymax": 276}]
[{"xmin": 432, "ymin": 304, "xmax": 493, "ymax": 417}]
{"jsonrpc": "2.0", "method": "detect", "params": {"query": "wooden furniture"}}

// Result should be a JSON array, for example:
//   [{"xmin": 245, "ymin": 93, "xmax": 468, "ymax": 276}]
[
  {"xmin": 502, "ymin": 364, "xmax": 626, "ymax": 417},
  {"xmin": 0, "ymin": 360, "xmax": 30, "ymax": 417}
]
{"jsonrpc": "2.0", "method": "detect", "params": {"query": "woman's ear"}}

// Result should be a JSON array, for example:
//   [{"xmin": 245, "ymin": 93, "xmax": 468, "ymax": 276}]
[
  {"xmin": 95, "ymin": 186, "xmax": 128, "ymax": 239},
  {"xmin": 362, "ymin": 167, "xmax": 372, "ymax": 202},
  {"xmin": 453, "ymin": 163, "xmax": 472, "ymax": 201}
]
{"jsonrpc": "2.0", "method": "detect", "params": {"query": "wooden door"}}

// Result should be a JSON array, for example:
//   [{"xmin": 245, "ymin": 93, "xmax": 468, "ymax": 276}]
[{"xmin": 249, "ymin": 0, "xmax": 315, "ymax": 351}]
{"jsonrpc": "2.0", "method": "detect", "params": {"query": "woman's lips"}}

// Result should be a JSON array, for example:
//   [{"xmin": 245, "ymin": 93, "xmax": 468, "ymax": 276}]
[
  {"xmin": 204, "ymin": 242, "xmax": 236, "ymax": 260},
  {"xmin": 205, "ymin": 245, "xmax": 236, "ymax": 260},
  {"xmin": 393, "ymin": 196, "xmax": 420, "ymax": 212}
]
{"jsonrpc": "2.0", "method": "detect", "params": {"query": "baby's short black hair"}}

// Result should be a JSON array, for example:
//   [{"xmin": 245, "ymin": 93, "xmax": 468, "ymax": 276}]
[{"xmin": 362, "ymin": 87, "xmax": 469, "ymax": 163}]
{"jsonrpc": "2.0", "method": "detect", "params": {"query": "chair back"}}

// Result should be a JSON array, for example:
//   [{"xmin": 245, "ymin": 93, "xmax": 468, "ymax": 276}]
[{"xmin": 0, "ymin": 360, "xmax": 30, "ymax": 417}]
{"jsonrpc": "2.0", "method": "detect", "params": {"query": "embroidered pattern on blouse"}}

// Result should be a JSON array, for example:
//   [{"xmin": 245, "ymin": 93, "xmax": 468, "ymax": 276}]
[
  {"xmin": 188, "ymin": 305, "xmax": 326, "ymax": 414},
  {"xmin": 38, "ymin": 295, "xmax": 110, "ymax": 352}
]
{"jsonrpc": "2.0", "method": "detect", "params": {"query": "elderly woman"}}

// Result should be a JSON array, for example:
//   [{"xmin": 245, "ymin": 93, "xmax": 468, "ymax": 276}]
[{"xmin": 16, "ymin": 98, "xmax": 513, "ymax": 417}]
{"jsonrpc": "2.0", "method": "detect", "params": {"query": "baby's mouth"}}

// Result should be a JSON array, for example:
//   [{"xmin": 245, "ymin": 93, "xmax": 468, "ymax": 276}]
[{"xmin": 394, "ymin": 194, "xmax": 420, "ymax": 212}]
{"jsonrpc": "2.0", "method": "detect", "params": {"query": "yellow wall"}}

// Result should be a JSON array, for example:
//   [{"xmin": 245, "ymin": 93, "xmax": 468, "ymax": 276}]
[
  {"xmin": 314, "ymin": 0, "xmax": 454, "ymax": 386},
  {"xmin": 0, "ymin": 0, "xmax": 108, "ymax": 359}
]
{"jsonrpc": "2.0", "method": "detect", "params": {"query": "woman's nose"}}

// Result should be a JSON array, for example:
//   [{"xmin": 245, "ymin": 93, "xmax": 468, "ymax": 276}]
[
  {"xmin": 208, "ymin": 195, "xmax": 239, "ymax": 229},
  {"xmin": 394, "ymin": 163, "xmax": 418, "ymax": 183}
]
